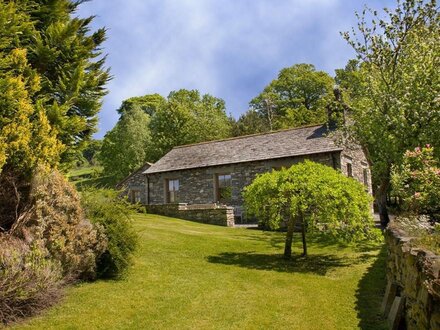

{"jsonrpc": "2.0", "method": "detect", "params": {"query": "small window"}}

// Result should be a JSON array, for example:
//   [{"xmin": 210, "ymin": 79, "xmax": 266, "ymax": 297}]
[
  {"xmin": 216, "ymin": 174, "xmax": 232, "ymax": 203},
  {"xmin": 363, "ymin": 168, "xmax": 369, "ymax": 186},
  {"xmin": 166, "ymin": 179, "xmax": 179, "ymax": 203},
  {"xmin": 347, "ymin": 163, "xmax": 353, "ymax": 178},
  {"xmin": 130, "ymin": 190, "xmax": 141, "ymax": 203}
]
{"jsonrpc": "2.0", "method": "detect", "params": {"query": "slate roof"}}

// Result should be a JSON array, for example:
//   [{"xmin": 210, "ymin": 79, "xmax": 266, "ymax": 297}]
[{"xmin": 144, "ymin": 124, "xmax": 342, "ymax": 174}]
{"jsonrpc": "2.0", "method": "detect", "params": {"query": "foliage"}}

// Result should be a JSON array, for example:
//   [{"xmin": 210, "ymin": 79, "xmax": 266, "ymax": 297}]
[
  {"xmin": 82, "ymin": 139, "xmax": 102, "ymax": 166},
  {"xmin": 243, "ymin": 161, "xmax": 377, "ymax": 258},
  {"xmin": 11, "ymin": 168, "xmax": 107, "ymax": 281},
  {"xmin": 99, "ymin": 106, "xmax": 152, "ymax": 182},
  {"xmin": 149, "ymin": 89, "xmax": 231, "ymax": 160},
  {"xmin": 81, "ymin": 188, "xmax": 139, "ymax": 279},
  {"xmin": 250, "ymin": 63, "xmax": 334, "ymax": 130},
  {"xmin": 0, "ymin": 2, "xmax": 64, "ymax": 230},
  {"xmin": 342, "ymin": 0, "xmax": 440, "ymax": 224},
  {"xmin": 418, "ymin": 223, "xmax": 440, "ymax": 254},
  {"xmin": 23, "ymin": 0, "xmax": 111, "ymax": 164},
  {"xmin": 0, "ymin": 234, "xmax": 63, "ymax": 325},
  {"xmin": 117, "ymin": 94, "xmax": 166, "ymax": 116},
  {"xmin": 391, "ymin": 215, "xmax": 440, "ymax": 255},
  {"xmin": 392, "ymin": 145, "xmax": 440, "ymax": 221},
  {"xmin": 230, "ymin": 109, "xmax": 269, "ymax": 137}
]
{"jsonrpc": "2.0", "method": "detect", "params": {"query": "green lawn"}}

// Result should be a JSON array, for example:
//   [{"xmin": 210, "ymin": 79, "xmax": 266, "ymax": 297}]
[
  {"xmin": 12, "ymin": 214, "xmax": 387, "ymax": 330},
  {"xmin": 67, "ymin": 165, "xmax": 115, "ymax": 190}
]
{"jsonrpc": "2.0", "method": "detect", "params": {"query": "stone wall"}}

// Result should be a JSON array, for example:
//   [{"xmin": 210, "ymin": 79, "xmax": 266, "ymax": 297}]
[
  {"xmin": 146, "ymin": 152, "xmax": 340, "ymax": 218},
  {"xmin": 383, "ymin": 225, "xmax": 440, "ymax": 329},
  {"xmin": 146, "ymin": 203, "xmax": 235, "ymax": 227}
]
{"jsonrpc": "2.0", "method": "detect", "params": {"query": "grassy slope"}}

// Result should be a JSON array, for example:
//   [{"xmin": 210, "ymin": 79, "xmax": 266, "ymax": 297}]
[
  {"xmin": 13, "ymin": 214, "xmax": 387, "ymax": 330},
  {"xmin": 67, "ymin": 165, "xmax": 115, "ymax": 190}
]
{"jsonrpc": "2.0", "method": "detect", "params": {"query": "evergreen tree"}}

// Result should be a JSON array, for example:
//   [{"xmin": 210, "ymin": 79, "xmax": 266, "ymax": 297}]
[{"xmin": 24, "ymin": 0, "xmax": 110, "ymax": 164}]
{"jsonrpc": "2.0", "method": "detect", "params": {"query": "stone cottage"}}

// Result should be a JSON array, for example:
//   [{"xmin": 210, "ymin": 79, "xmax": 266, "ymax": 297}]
[
  {"xmin": 116, "ymin": 162, "xmax": 152, "ymax": 203},
  {"xmin": 119, "ymin": 124, "xmax": 372, "ymax": 227}
]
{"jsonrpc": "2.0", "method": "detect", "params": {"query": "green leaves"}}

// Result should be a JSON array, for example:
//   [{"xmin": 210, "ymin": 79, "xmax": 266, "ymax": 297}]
[
  {"xmin": 149, "ymin": 89, "xmax": 231, "ymax": 160},
  {"xmin": 99, "ymin": 106, "xmax": 152, "ymax": 181},
  {"xmin": 243, "ymin": 161, "xmax": 376, "ymax": 243},
  {"xmin": 249, "ymin": 63, "xmax": 334, "ymax": 130}
]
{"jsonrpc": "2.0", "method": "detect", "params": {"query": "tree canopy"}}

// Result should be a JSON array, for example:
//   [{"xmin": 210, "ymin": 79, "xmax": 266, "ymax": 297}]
[
  {"xmin": 342, "ymin": 0, "xmax": 440, "ymax": 225},
  {"xmin": 117, "ymin": 94, "xmax": 166, "ymax": 117},
  {"xmin": 149, "ymin": 89, "xmax": 231, "ymax": 161},
  {"xmin": 99, "ymin": 106, "xmax": 152, "ymax": 182},
  {"xmin": 249, "ymin": 63, "xmax": 334, "ymax": 131},
  {"xmin": 24, "ymin": 0, "xmax": 110, "ymax": 164},
  {"xmin": 243, "ymin": 161, "xmax": 376, "ymax": 258}
]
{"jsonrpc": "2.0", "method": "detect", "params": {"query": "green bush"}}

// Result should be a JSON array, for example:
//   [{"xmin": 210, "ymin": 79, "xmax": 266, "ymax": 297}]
[
  {"xmin": 392, "ymin": 145, "xmax": 440, "ymax": 221},
  {"xmin": 12, "ymin": 168, "xmax": 107, "ymax": 281},
  {"xmin": 0, "ymin": 235, "xmax": 63, "ymax": 324},
  {"xmin": 81, "ymin": 188, "xmax": 139, "ymax": 279},
  {"xmin": 243, "ymin": 160, "xmax": 379, "ymax": 258}
]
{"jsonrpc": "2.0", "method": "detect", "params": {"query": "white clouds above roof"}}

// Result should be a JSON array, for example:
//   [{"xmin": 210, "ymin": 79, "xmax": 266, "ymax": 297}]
[{"xmin": 76, "ymin": 0, "xmax": 395, "ymax": 137}]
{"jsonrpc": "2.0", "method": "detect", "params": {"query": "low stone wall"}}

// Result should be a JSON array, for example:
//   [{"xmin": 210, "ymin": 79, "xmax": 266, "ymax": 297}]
[
  {"xmin": 383, "ymin": 225, "xmax": 440, "ymax": 329},
  {"xmin": 146, "ymin": 203, "xmax": 235, "ymax": 227}
]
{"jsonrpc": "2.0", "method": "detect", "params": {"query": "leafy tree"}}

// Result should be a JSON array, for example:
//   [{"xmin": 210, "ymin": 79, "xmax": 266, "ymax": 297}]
[
  {"xmin": 117, "ymin": 94, "xmax": 166, "ymax": 116},
  {"xmin": 243, "ymin": 161, "xmax": 376, "ymax": 258},
  {"xmin": 342, "ymin": 0, "xmax": 440, "ymax": 225},
  {"xmin": 392, "ymin": 145, "xmax": 440, "ymax": 221},
  {"xmin": 99, "ymin": 106, "xmax": 152, "ymax": 182},
  {"xmin": 335, "ymin": 59, "xmax": 364, "ymax": 102},
  {"xmin": 23, "ymin": 0, "xmax": 110, "ymax": 164},
  {"xmin": 250, "ymin": 64, "xmax": 334, "ymax": 130},
  {"xmin": 0, "ymin": 2, "xmax": 64, "ymax": 230},
  {"xmin": 82, "ymin": 139, "xmax": 102, "ymax": 165},
  {"xmin": 231, "ymin": 109, "xmax": 269, "ymax": 136},
  {"xmin": 149, "ymin": 89, "xmax": 231, "ymax": 160}
]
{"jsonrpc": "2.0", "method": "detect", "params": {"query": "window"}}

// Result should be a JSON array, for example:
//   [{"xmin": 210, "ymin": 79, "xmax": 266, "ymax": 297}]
[
  {"xmin": 130, "ymin": 190, "xmax": 141, "ymax": 203},
  {"xmin": 216, "ymin": 174, "xmax": 232, "ymax": 203},
  {"xmin": 166, "ymin": 179, "xmax": 179, "ymax": 203},
  {"xmin": 347, "ymin": 163, "xmax": 353, "ymax": 178},
  {"xmin": 363, "ymin": 168, "xmax": 369, "ymax": 186}
]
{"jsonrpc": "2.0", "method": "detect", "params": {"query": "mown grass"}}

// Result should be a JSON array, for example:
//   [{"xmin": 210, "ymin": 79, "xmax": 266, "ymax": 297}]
[
  {"xmin": 12, "ymin": 214, "xmax": 387, "ymax": 330},
  {"xmin": 67, "ymin": 165, "xmax": 115, "ymax": 190}
]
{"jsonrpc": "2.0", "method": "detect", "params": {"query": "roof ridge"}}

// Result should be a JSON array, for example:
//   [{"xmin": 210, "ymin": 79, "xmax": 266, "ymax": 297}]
[{"xmin": 172, "ymin": 123, "xmax": 326, "ymax": 149}]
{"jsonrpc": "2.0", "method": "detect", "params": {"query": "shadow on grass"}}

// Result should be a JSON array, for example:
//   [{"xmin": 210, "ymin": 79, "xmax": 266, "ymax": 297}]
[
  {"xmin": 235, "ymin": 230, "xmax": 384, "ymax": 254},
  {"xmin": 207, "ymin": 251, "xmax": 377, "ymax": 276},
  {"xmin": 355, "ymin": 245, "xmax": 388, "ymax": 330}
]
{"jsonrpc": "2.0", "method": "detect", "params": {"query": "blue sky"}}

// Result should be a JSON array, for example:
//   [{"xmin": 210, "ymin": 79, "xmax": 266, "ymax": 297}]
[{"xmin": 76, "ymin": 0, "xmax": 395, "ymax": 138}]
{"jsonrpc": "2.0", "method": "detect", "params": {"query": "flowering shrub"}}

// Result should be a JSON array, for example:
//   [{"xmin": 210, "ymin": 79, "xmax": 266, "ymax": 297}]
[
  {"xmin": 11, "ymin": 168, "xmax": 107, "ymax": 281},
  {"xmin": 392, "ymin": 145, "xmax": 440, "ymax": 221},
  {"xmin": 0, "ymin": 235, "xmax": 63, "ymax": 324}
]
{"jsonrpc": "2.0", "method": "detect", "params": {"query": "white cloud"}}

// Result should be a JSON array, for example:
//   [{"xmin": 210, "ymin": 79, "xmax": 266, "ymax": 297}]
[{"xmin": 76, "ymin": 0, "xmax": 393, "ymax": 137}]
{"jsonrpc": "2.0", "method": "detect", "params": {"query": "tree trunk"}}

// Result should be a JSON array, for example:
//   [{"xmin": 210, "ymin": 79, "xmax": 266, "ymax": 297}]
[
  {"xmin": 377, "ymin": 178, "xmax": 390, "ymax": 227},
  {"xmin": 301, "ymin": 214, "xmax": 307, "ymax": 257},
  {"xmin": 283, "ymin": 216, "xmax": 295, "ymax": 259}
]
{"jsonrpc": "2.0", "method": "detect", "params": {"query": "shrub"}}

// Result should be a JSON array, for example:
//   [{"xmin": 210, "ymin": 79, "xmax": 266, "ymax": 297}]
[
  {"xmin": 392, "ymin": 145, "xmax": 440, "ymax": 221},
  {"xmin": 81, "ymin": 188, "xmax": 139, "ymax": 278},
  {"xmin": 0, "ymin": 235, "xmax": 62, "ymax": 324},
  {"xmin": 243, "ymin": 160, "xmax": 378, "ymax": 258},
  {"xmin": 391, "ymin": 216, "xmax": 440, "ymax": 255},
  {"xmin": 11, "ymin": 167, "xmax": 107, "ymax": 281}
]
